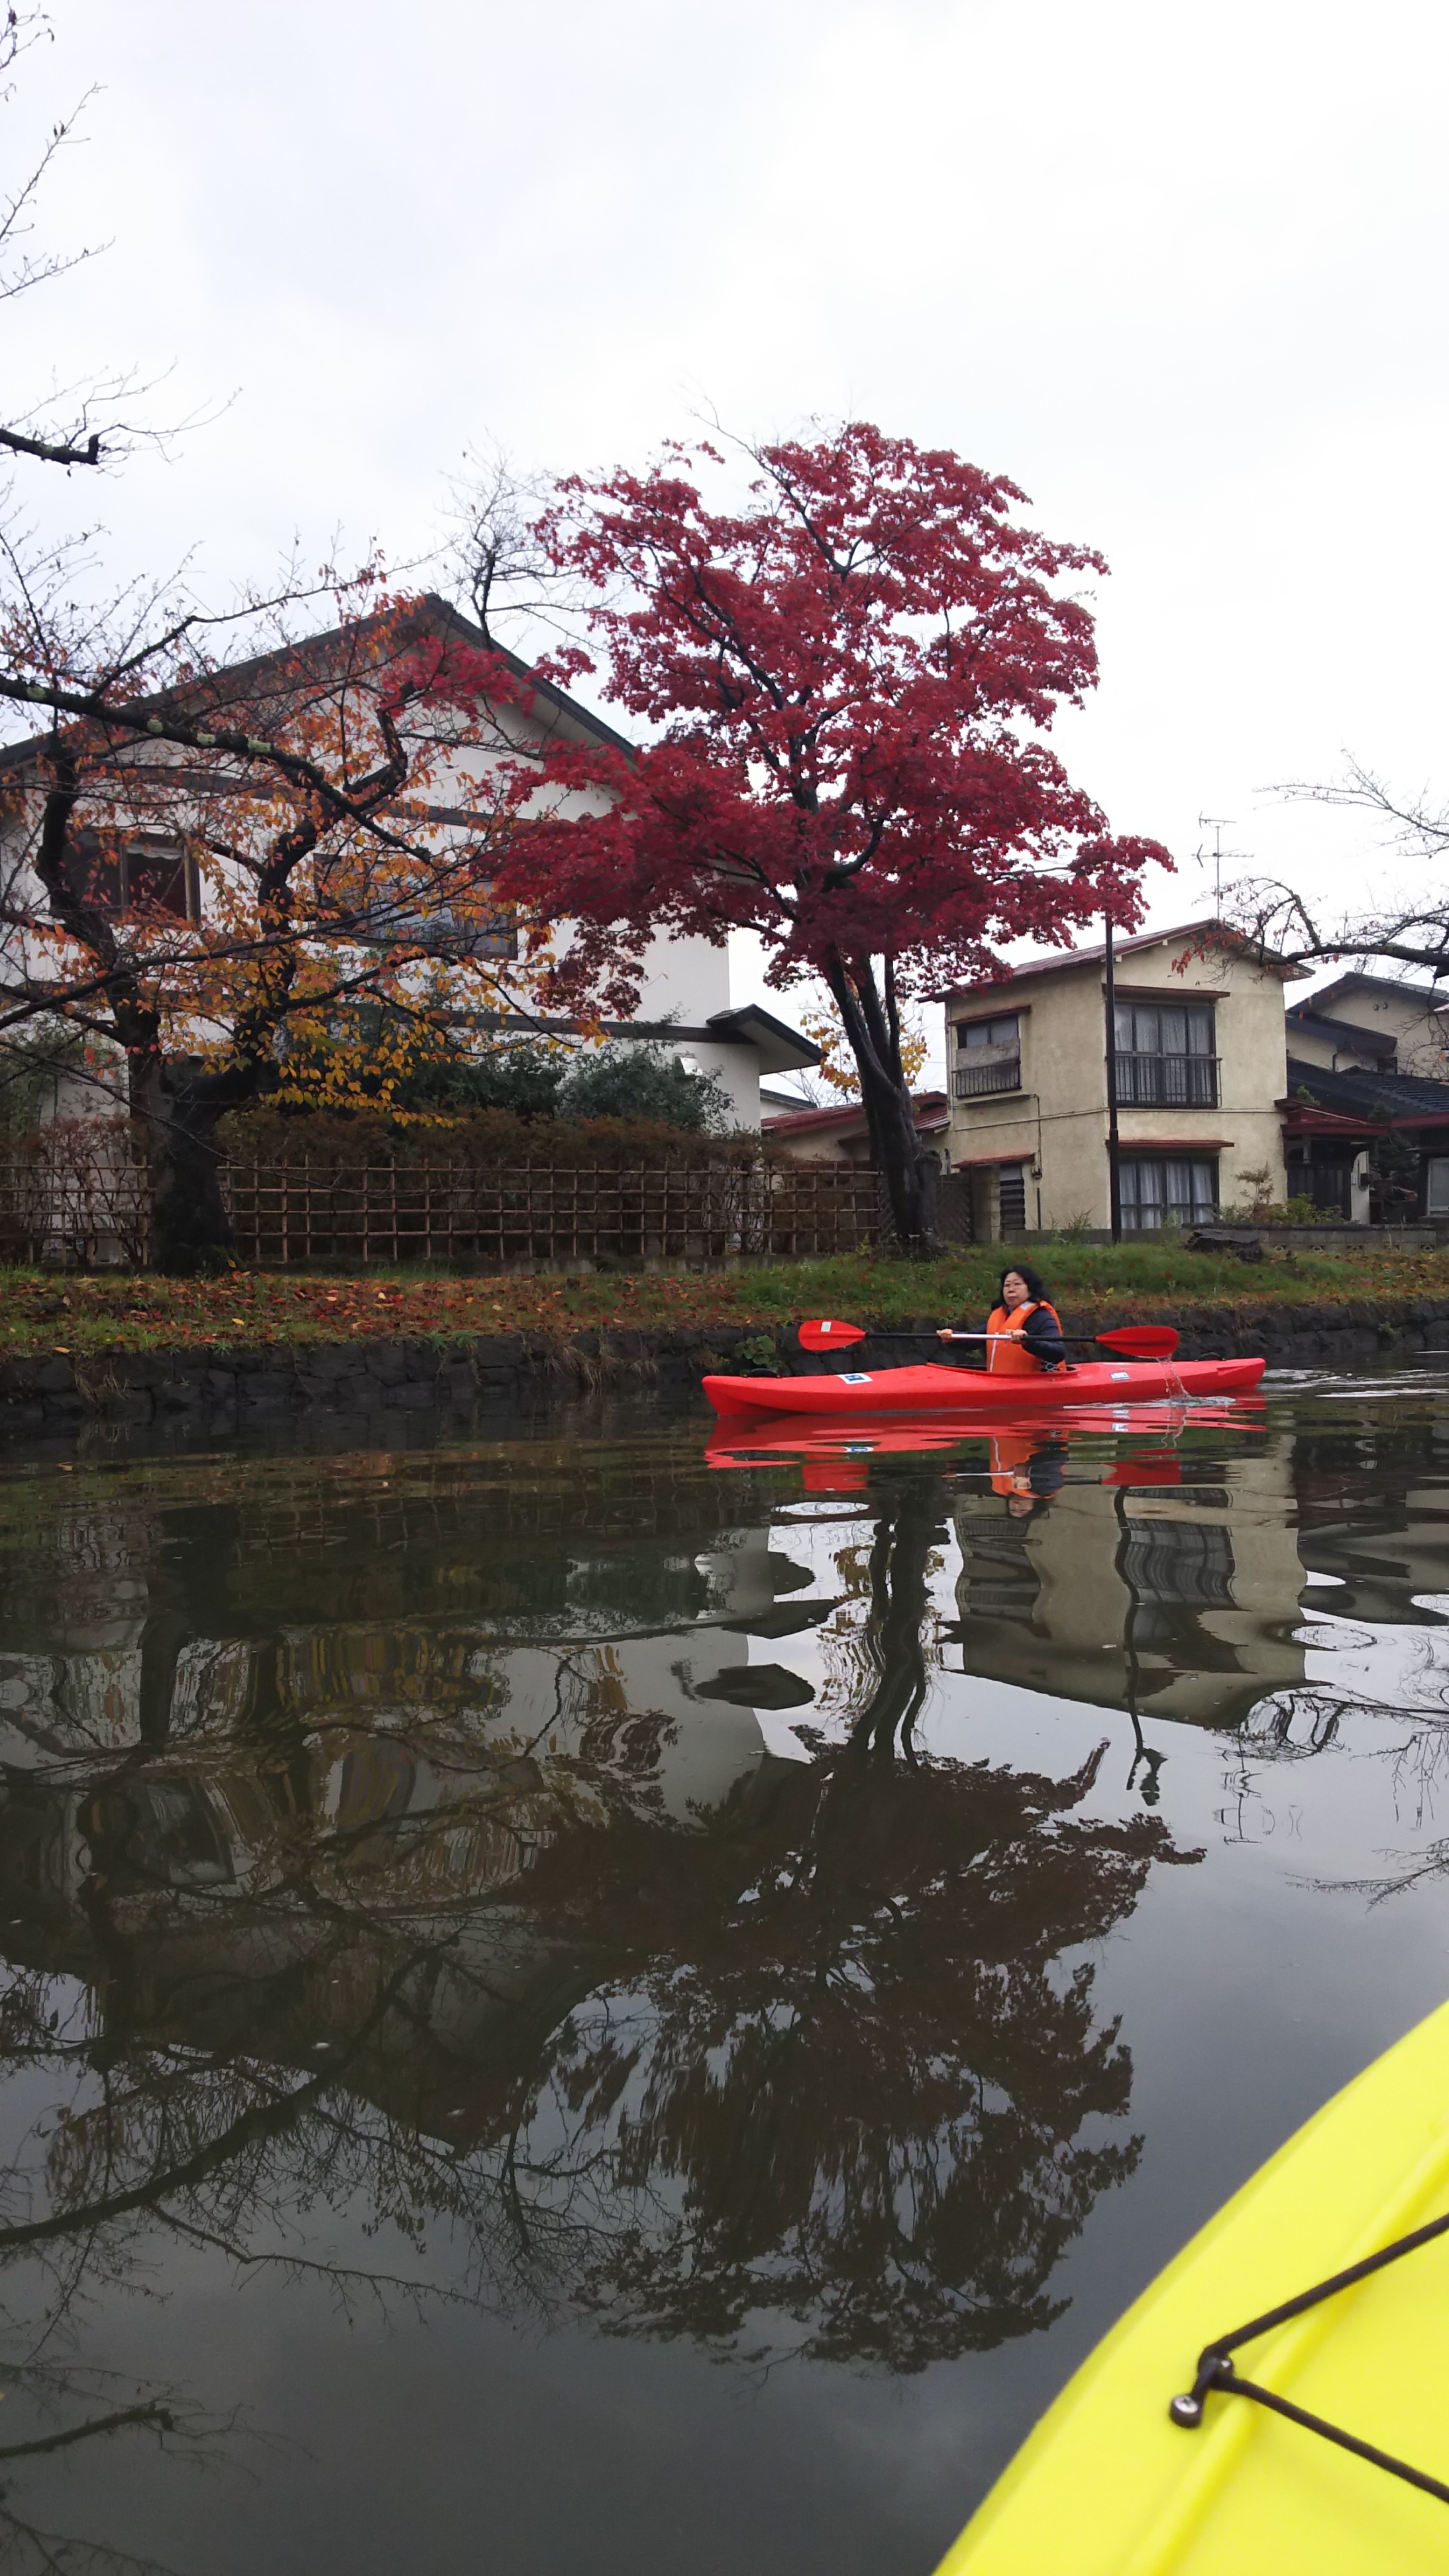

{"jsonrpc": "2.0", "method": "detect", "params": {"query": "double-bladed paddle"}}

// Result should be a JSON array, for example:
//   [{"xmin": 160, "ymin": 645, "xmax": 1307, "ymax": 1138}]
[{"xmin": 796, "ymin": 1317, "xmax": 1180, "ymax": 1359}]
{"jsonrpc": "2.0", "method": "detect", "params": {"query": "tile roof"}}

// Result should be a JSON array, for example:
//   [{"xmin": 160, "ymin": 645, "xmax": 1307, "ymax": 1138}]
[
  {"xmin": 1283, "ymin": 1056, "xmax": 1449, "ymax": 1120},
  {"xmin": 761, "ymin": 1091, "xmax": 948, "ymax": 1136},
  {"xmin": 1305, "ymin": 971, "xmax": 1449, "ymax": 1018},
  {"xmin": 0, "ymin": 593, "xmax": 635, "ymax": 775},
  {"xmin": 939, "ymin": 918, "xmax": 1309, "ymax": 1004}
]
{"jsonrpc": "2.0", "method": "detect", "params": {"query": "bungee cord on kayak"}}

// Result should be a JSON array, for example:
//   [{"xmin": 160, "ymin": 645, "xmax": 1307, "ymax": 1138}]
[{"xmin": 1170, "ymin": 2206, "xmax": 1449, "ymax": 2507}]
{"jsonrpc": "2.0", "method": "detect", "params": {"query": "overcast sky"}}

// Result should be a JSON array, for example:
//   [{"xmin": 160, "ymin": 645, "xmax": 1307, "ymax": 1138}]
[{"xmin": 11, "ymin": 0, "xmax": 1449, "ymax": 1040}]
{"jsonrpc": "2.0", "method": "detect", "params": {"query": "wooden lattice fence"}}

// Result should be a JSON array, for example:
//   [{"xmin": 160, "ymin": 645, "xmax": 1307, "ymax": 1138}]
[
  {"xmin": 0, "ymin": 1122, "xmax": 150, "ymax": 1268},
  {"xmin": 222, "ymin": 1161, "xmax": 882, "ymax": 1267},
  {"xmin": 1, "ymin": 1151, "xmax": 883, "ymax": 1269}
]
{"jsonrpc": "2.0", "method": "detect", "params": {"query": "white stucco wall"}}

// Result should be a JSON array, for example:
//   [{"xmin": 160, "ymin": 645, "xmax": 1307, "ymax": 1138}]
[
  {"xmin": 1, "ymin": 637, "xmax": 796, "ymax": 1137},
  {"xmin": 631, "ymin": 929, "xmax": 732, "ymax": 1024}
]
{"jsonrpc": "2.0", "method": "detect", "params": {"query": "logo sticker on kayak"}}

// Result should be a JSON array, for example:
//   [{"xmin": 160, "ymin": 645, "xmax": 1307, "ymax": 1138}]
[
  {"xmin": 1110, "ymin": 1370, "xmax": 1130, "ymax": 1379},
  {"xmin": 838, "ymin": 1372, "xmax": 873, "ymax": 1385}
]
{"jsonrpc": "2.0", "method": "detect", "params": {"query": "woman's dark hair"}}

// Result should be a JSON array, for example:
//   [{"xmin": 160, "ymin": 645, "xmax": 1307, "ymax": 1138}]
[{"xmin": 998, "ymin": 1260, "xmax": 1048, "ymax": 1303}]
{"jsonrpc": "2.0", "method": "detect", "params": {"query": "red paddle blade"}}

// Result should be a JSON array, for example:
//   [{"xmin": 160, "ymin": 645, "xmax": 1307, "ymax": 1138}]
[
  {"xmin": 797, "ymin": 1318, "xmax": 868, "ymax": 1352},
  {"xmin": 1096, "ymin": 1325, "xmax": 1179, "ymax": 1358}
]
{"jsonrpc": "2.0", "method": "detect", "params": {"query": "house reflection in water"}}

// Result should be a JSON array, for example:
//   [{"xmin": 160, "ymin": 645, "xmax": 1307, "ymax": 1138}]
[
  {"xmin": 5, "ymin": 1403, "xmax": 1449, "ymax": 2567},
  {"xmin": 0, "ymin": 1476, "xmax": 812, "ymax": 2141},
  {"xmin": 949, "ymin": 1434, "xmax": 1309, "ymax": 1731},
  {"xmin": 0, "ymin": 1438, "xmax": 1183, "ymax": 2387}
]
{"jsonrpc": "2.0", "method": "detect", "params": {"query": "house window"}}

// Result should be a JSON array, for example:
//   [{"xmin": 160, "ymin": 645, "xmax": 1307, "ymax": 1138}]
[
  {"xmin": 70, "ymin": 828, "xmax": 200, "ymax": 922},
  {"xmin": 125, "ymin": 841, "xmax": 197, "ymax": 919},
  {"xmin": 1426, "ymin": 1159, "xmax": 1449, "ymax": 1218},
  {"xmin": 998, "ymin": 1165, "xmax": 1027, "ymax": 1232},
  {"xmin": 1120, "ymin": 1515, "xmax": 1235, "ymax": 1606},
  {"xmin": 1120, "ymin": 1157, "xmax": 1218, "ymax": 1231},
  {"xmin": 1119, "ymin": 1517, "xmax": 1236, "ymax": 1644},
  {"xmin": 955, "ymin": 1014, "xmax": 1020, "ymax": 1099},
  {"xmin": 1113, "ymin": 1001, "xmax": 1218, "ymax": 1107}
]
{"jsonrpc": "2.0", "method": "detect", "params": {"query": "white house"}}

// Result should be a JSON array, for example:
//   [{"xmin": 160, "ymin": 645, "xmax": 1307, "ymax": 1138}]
[{"xmin": 0, "ymin": 596, "xmax": 818, "ymax": 1132}]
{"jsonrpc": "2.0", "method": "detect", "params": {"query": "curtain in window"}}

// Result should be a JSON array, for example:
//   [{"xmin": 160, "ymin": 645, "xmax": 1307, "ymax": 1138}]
[
  {"xmin": 1120, "ymin": 1159, "xmax": 1218, "ymax": 1229},
  {"xmin": 1120, "ymin": 1517, "xmax": 1236, "ymax": 1607},
  {"xmin": 1113, "ymin": 1004, "xmax": 1214, "ymax": 1056}
]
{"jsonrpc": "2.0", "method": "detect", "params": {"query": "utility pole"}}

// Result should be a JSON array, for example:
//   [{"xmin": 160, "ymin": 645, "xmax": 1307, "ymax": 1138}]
[{"xmin": 1104, "ymin": 908, "xmax": 1122, "ymax": 1242}]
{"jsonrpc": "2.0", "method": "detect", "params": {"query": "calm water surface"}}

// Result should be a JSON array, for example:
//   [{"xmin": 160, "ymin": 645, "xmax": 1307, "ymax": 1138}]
[{"xmin": 2, "ymin": 1366, "xmax": 1449, "ymax": 2573}]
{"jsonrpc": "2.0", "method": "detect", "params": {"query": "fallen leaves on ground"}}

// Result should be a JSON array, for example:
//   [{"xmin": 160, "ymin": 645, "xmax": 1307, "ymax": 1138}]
[{"xmin": 0, "ymin": 1242, "xmax": 1444, "ymax": 1361}]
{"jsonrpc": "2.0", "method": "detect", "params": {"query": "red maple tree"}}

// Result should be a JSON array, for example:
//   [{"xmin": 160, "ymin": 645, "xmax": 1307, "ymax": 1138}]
[{"xmin": 494, "ymin": 423, "xmax": 1168, "ymax": 1246}]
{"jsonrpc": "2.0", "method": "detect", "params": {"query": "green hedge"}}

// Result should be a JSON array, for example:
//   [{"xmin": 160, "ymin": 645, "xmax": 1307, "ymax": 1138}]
[{"xmin": 219, "ymin": 1107, "xmax": 766, "ymax": 1171}]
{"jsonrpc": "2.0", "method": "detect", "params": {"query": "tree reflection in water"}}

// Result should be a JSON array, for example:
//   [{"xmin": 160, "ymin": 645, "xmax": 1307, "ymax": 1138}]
[
  {"xmin": 0, "ymin": 1445, "xmax": 1198, "ymax": 2564},
  {"xmin": 524, "ymin": 1740, "xmax": 1184, "ymax": 2366}
]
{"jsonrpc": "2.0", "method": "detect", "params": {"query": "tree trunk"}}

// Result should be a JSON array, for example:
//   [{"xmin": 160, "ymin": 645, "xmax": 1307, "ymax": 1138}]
[
  {"xmin": 857, "ymin": 1052, "xmax": 940, "ymax": 1250},
  {"xmin": 825, "ymin": 956, "xmax": 941, "ymax": 1253},
  {"xmin": 846, "ymin": 1481, "xmax": 936, "ymax": 1759},
  {"xmin": 129, "ymin": 1055, "xmax": 235, "ymax": 1273}
]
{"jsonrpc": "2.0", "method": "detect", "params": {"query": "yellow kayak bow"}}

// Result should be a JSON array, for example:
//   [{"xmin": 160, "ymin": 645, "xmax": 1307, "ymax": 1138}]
[{"xmin": 935, "ymin": 1996, "xmax": 1449, "ymax": 2575}]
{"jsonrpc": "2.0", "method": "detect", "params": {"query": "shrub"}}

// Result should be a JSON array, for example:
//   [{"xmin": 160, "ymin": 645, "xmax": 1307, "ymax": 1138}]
[
  {"xmin": 218, "ymin": 1106, "xmax": 759, "ymax": 1171},
  {"xmin": 557, "ymin": 1043, "xmax": 732, "ymax": 1132},
  {"xmin": 402, "ymin": 1042, "xmax": 566, "ymax": 1118},
  {"xmin": 1219, "ymin": 1164, "xmax": 1342, "ymax": 1227}
]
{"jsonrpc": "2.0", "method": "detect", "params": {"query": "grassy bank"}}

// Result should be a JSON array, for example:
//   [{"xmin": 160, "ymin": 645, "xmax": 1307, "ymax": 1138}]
[{"xmin": 2, "ymin": 1240, "xmax": 1446, "ymax": 1360}]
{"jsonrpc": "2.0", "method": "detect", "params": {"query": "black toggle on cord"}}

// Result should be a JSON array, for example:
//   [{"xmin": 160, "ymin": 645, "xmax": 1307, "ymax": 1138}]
[{"xmin": 1169, "ymin": 2204, "xmax": 1449, "ymax": 2507}]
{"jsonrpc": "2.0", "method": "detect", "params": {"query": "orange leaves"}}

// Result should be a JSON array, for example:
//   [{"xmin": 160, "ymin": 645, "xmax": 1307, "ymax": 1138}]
[{"xmin": 21, "ymin": 594, "xmax": 561, "ymax": 1153}]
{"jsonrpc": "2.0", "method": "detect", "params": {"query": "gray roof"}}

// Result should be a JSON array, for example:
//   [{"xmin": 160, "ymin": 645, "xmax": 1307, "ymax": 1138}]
[
  {"xmin": 0, "ymin": 592, "xmax": 635, "ymax": 773},
  {"xmin": 1285, "ymin": 1055, "xmax": 1449, "ymax": 1120},
  {"xmin": 1303, "ymin": 971, "xmax": 1449, "ymax": 1017},
  {"xmin": 941, "ymin": 916, "xmax": 1308, "ymax": 1003}
]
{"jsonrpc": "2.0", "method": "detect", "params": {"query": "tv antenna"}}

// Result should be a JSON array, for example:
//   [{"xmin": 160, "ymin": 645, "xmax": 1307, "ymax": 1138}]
[{"xmin": 1195, "ymin": 814, "xmax": 1246, "ymax": 915}]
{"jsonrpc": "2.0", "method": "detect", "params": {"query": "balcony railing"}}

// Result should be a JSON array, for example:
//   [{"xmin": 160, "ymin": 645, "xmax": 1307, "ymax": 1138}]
[
  {"xmin": 955, "ymin": 1055, "xmax": 1021, "ymax": 1099},
  {"xmin": 1112, "ymin": 1051, "xmax": 1220, "ymax": 1108}
]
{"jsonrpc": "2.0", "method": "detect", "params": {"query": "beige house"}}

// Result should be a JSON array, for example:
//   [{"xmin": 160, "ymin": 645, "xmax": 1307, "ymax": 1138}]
[
  {"xmin": 952, "ymin": 1439, "xmax": 1308, "ymax": 1731},
  {"xmin": 942, "ymin": 919, "xmax": 1306, "ymax": 1238},
  {"xmin": 1285, "ymin": 973, "xmax": 1449, "ymax": 1080},
  {"xmin": 1282, "ymin": 971, "xmax": 1449, "ymax": 1221}
]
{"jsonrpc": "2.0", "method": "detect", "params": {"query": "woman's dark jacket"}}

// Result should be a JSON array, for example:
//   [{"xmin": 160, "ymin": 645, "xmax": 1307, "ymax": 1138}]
[{"xmin": 1018, "ymin": 1304, "xmax": 1069, "ymax": 1371}]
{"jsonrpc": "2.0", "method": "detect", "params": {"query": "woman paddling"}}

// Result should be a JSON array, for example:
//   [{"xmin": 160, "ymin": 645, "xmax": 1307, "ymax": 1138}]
[{"xmin": 940, "ymin": 1263, "xmax": 1068, "ymax": 1375}]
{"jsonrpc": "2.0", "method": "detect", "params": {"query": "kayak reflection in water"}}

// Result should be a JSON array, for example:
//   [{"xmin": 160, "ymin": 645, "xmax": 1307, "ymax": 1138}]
[{"xmin": 941, "ymin": 1263, "xmax": 1069, "ymax": 1376}]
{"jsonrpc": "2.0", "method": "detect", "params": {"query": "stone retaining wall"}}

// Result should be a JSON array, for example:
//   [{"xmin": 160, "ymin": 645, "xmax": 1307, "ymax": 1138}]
[
  {"xmin": 5, "ymin": 1297, "xmax": 1449, "ymax": 1436},
  {"xmin": 1121, "ymin": 1295, "xmax": 1449, "ymax": 1366},
  {"xmin": 0, "ymin": 1327, "xmax": 766, "ymax": 1435}
]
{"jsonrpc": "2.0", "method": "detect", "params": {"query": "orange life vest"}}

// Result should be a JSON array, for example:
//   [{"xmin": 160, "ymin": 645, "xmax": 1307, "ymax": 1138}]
[
  {"xmin": 989, "ymin": 1430, "xmax": 1038, "ymax": 1493},
  {"xmin": 986, "ymin": 1299, "xmax": 1063, "ymax": 1375}
]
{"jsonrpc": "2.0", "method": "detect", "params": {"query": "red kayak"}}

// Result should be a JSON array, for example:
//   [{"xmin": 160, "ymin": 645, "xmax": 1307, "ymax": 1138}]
[
  {"xmin": 704, "ymin": 1394, "xmax": 1267, "ymax": 1466},
  {"xmin": 702, "ymin": 1357, "xmax": 1265, "ymax": 1417}
]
